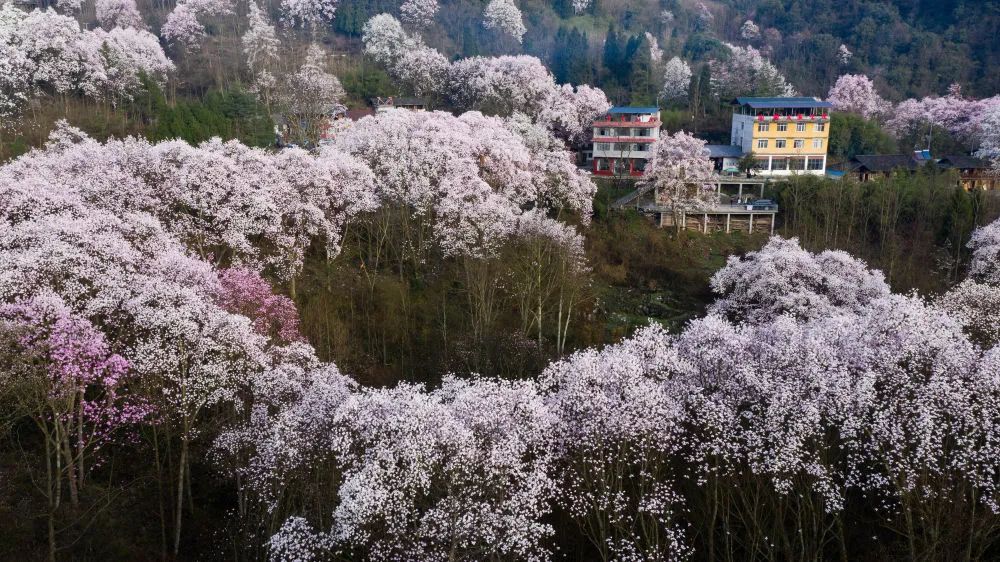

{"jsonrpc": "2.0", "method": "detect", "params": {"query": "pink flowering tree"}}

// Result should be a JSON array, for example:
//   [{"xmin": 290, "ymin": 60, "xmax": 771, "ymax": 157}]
[
  {"xmin": 827, "ymin": 74, "xmax": 891, "ymax": 121},
  {"xmin": 0, "ymin": 294, "xmax": 149, "ymax": 559},
  {"xmin": 216, "ymin": 267, "xmax": 303, "ymax": 345}
]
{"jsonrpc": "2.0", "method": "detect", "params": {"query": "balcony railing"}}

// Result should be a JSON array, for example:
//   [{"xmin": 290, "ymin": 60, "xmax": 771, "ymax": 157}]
[
  {"xmin": 753, "ymin": 114, "xmax": 829, "ymax": 121},
  {"xmin": 592, "ymin": 118, "xmax": 662, "ymax": 127}
]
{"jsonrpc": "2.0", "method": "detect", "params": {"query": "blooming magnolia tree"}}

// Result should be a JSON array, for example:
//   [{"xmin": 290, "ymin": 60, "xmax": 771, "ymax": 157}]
[
  {"xmin": 0, "ymin": 4, "xmax": 172, "ymax": 122},
  {"xmin": 740, "ymin": 19, "xmax": 760, "ymax": 40},
  {"xmin": 827, "ymin": 74, "xmax": 892, "ymax": 121},
  {"xmin": 974, "ymin": 103, "xmax": 1000, "ymax": 172},
  {"xmin": 95, "ymin": 0, "xmax": 145, "ymax": 29},
  {"xmin": 642, "ymin": 131, "xmax": 717, "ymax": 233},
  {"xmin": 161, "ymin": 0, "xmax": 234, "ymax": 47},
  {"xmin": 885, "ymin": 85, "xmax": 1000, "ymax": 147},
  {"xmin": 399, "ymin": 0, "xmax": 437, "ymax": 29},
  {"xmin": 276, "ymin": 44, "xmax": 346, "ymax": 146},
  {"xmin": 482, "ymin": 0, "xmax": 525, "ymax": 43},
  {"xmin": 710, "ymin": 43, "xmax": 796, "ymax": 99},
  {"xmin": 709, "ymin": 236, "xmax": 892, "ymax": 322},
  {"xmin": 242, "ymin": 2, "xmax": 280, "ymax": 104},
  {"xmin": 661, "ymin": 56, "xmax": 692, "ymax": 103}
]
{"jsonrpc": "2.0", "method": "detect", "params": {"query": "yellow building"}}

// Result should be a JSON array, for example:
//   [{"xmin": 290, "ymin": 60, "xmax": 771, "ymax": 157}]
[{"xmin": 729, "ymin": 97, "xmax": 832, "ymax": 176}]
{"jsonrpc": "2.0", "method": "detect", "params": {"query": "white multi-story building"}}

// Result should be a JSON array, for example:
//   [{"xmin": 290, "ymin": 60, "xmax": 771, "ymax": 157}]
[{"xmin": 591, "ymin": 106, "xmax": 661, "ymax": 176}]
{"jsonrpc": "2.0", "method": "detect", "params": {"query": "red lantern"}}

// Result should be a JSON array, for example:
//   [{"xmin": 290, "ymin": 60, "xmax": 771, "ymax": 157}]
[
  {"xmin": 797, "ymin": 114, "xmax": 803, "ymax": 120},
  {"xmin": 758, "ymin": 114, "xmax": 764, "ymax": 121}
]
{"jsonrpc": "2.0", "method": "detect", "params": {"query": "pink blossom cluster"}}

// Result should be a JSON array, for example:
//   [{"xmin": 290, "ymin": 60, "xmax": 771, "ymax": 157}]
[{"xmin": 885, "ymin": 84, "xmax": 1000, "ymax": 146}]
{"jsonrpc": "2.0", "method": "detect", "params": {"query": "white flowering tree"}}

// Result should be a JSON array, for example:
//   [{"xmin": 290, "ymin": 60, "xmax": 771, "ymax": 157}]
[
  {"xmin": 642, "ymin": 131, "xmax": 717, "ymax": 233},
  {"xmin": 482, "ymin": 0, "xmax": 525, "ymax": 44},
  {"xmin": 710, "ymin": 43, "xmax": 796, "ymax": 99},
  {"xmin": 827, "ymin": 74, "xmax": 891, "ymax": 121},
  {"xmin": 660, "ymin": 56, "xmax": 692, "ymax": 104}
]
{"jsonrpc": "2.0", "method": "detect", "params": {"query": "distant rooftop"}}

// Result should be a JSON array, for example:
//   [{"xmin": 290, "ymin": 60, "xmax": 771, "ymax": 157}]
[
  {"xmin": 608, "ymin": 106, "xmax": 660, "ymax": 114},
  {"xmin": 734, "ymin": 97, "xmax": 833, "ymax": 109}
]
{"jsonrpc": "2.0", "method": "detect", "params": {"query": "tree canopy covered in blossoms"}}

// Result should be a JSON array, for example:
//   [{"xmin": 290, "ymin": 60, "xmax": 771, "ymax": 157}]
[
  {"xmin": 827, "ymin": 73, "xmax": 892, "ymax": 121},
  {"xmin": 710, "ymin": 43, "xmax": 795, "ymax": 99},
  {"xmin": 0, "ymin": 3, "xmax": 172, "ymax": 123}
]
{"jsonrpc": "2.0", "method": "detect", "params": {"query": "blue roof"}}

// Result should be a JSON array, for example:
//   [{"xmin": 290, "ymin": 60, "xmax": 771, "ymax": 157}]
[
  {"xmin": 608, "ymin": 106, "xmax": 660, "ymax": 114},
  {"xmin": 734, "ymin": 97, "xmax": 833, "ymax": 109}
]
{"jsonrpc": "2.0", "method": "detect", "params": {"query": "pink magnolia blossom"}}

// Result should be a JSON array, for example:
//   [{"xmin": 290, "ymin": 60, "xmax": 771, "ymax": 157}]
[{"xmin": 216, "ymin": 267, "xmax": 303, "ymax": 344}]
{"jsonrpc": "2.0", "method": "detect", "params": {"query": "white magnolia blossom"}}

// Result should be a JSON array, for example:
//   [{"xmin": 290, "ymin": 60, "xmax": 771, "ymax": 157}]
[
  {"xmin": 95, "ymin": 0, "xmax": 145, "ymax": 29},
  {"xmin": 710, "ymin": 236, "xmax": 891, "ymax": 322},
  {"xmin": 0, "ymin": 4, "xmax": 172, "ymax": 122},
  {"xmin": 710, "ymin": 42, "xmax": 796, "ymax": 98},
  {"xmin": 482, "ymin": 0, "xmax": 526, "ymax": 43},
  {"xmin": 838, "ymin": 43, "xmax": 853, "ymax": 65},
  {"xmin": 660, "ymin": 56, "xmax": 692, "ymax": 103},
  {"xmin": 399, "ymin": 0, "xmax": 437, "ymax": 29},
  {"xmin": 280, "ymin": 0, "xmax": 337, "ymax": 27}
]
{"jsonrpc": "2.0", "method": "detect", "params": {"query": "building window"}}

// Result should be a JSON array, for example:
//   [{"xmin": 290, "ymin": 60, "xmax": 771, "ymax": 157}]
[
  {"xmin": 816, "ymin": 123, "xmax": 826, "ymax": 132},
  {"xmin": 757, "ymin": 122, "xmax": 769, "ymax": 132},
  {"xmin": 755, "ymin": 158, "xmax": 770, "ymax": 171},
  {"xmin": 595, "ymin": 143, "xmax": 610, "ymax": 151},
  {"xmin": 596, "ymin": 158, "xmax": 610, "ymax": 171},
  {"xmin": 632, "ymin": 143, "xmax": 644, "ymax": 152},
  {"xmin": 796, "ymin": 122, "xmax": 806, "ymax": 132},
  {"xmin": 637, "ymin": 128, "xmax": 652, "ymax": 137},
  {"xmin": 633, "ymin": 159, "xmax": 647, "ymax": 172},
  {"xmin": 757, "ymin": 139, "xmax": 768, "ymax": 149},
  {"xmin": 807, "ymin": 157, "xmax": 824, "ymax": 170},
  {"xmin": 598, "ymin": 128, "xmax": 610, "ymax": 136},
  {"xmin": 614, "ymin": 159, "xmax": 628, "ymax": 174},
  {"xmin": 813, "ymin": 138, "xmax": 823, "ymax": 149},
  {"xmin": 789, "ymin": 158, "xmax": 806, "ymax": 170},
  {"xmin": 771, "ymin": 158, "xmax": 789, "ymax": 171},
  {"xmin": 777, "ymin": 122, "xmax": 788, "ymax": 132},
  {"xmin": 775, "ymin": 139, "xmax": 787, "ymax": 149},
  {"xmin": 793, "ymin": 139, "xmax": 805, "ymax": 149}
]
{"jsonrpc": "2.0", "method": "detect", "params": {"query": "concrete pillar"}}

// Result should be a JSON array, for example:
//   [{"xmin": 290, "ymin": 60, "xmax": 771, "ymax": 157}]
[
  {"xmin": 748, "ymin": 213, "xmax": 754, "ymax": 233},
  {"xmin": 680, "ymin": 210, "xmax": 686, "ymax": 231},
  {"xmin": 770, "ymin": 213, "xmax": 775, "ymax": 235},
  {"xmin": 738, "ymin": 183, "xmax": 743, "ymax": 199},
  {"xmin": 703, "ymin": 213, "xmax": 709, "ymax": 233},
  {"xmin": 759, "ymin": 182, "xmax": 764, "ymax": 198},
  {"xmin": 726, "ymin": 213, "xmax": 731, "ymax": 233}
]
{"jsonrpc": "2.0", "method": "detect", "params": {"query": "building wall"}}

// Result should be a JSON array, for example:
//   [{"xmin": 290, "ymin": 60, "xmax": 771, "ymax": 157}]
[
  {"xmin": 731, "ymin": 110, "xmax": 831, "ymax": 176},
  {"xmin": 591, "ymin": 110, "xmax": 661, "ymax": 176}
]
